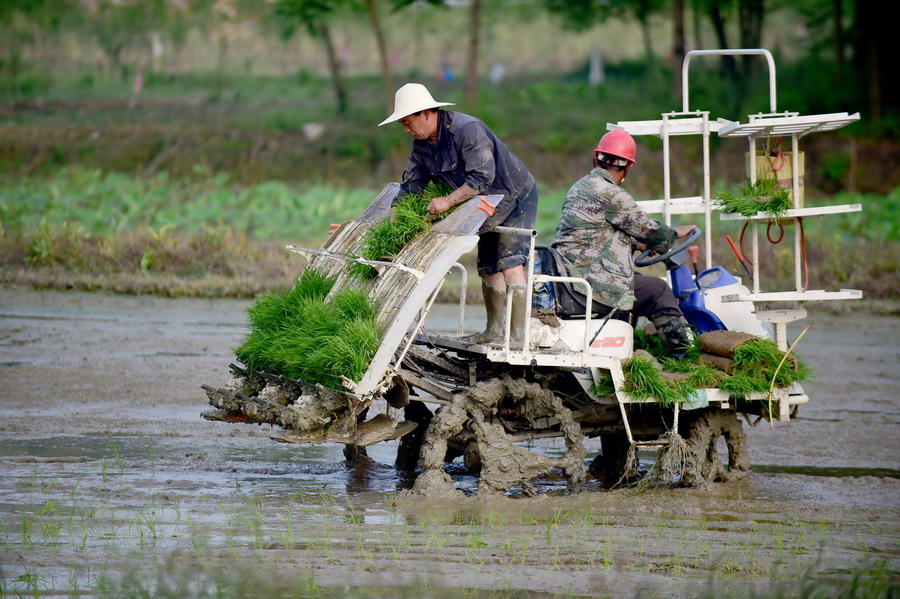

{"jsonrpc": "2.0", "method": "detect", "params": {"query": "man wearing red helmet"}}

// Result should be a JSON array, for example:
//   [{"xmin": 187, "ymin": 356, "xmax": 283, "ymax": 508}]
[{"xmin": 551, "ymin": 129, "xmax": 695, "ymax": 357}]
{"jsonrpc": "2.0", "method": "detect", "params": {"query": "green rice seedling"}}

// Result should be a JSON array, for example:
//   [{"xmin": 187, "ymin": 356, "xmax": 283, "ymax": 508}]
[
  {"xmin": 685, "ymin": 362, "xmax": 725, "ymax": 388},
  {"xmin": 588, "ymin": 372, "xmax": 616, "ymax": 398},
  {"xmin": 717, "ymin": 373, "xmax": 771, "ymax": 398},
  {"xmin": 350, "ymin": 181, "xmax": 453, "ymax": 279},
  {"xmin": 246, "ymin": 268, "xmax": 335, "ymax": 332},
  {"xmin": 683, "ymin": 333, "xmax": 703, "ymax": 361},
  {"xmin": 716, "ymin": 177, "xmax": 792, "ymax": 219},
  {"xmin": 397, "ymin": 180, "xmax": 455, "ymax": 219},
  {"xmin": 732, "ymin": 338, "xmax": 813, "ymax": 387},
  {"xmin": 237, "ymin": 274, "xmax": 383, "ymax": 387},
  {"xmin": 304, "ymin": 317, "xmax": 381, "ymax": 384},
  {"xmin": 263, "ymin": 298, "xmax": 340, "ymax": 375},
  {"xmin": 106, "ymin": 435, "xmax": 125, "ymax": 471},
  {"xmin": 620, "ymin": 355, "xmax": 695, "ymax": 407},
  {"xmin": 331, "ymin": 287, "xmax": 379, "ymax": 321},
  {"xmin": 659, "ymin": 356, "xmax": 698, "ymax": 373},
  {"xmin": 21, "ymin": 512, "xmax": 34, "ymax": 547},
  {"xmin": 233, "ymin": 328, "xmax": 278, "ymax": 372},
  {"xmin": 633, "ymin": 327, "xmax": 668, "ymax": 360}
]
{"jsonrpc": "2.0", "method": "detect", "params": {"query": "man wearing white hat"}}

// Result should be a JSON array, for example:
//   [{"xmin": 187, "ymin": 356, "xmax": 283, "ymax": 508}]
[{"xmin": 379, "ymin": 82, "xmax": 539, "ymax": 345}]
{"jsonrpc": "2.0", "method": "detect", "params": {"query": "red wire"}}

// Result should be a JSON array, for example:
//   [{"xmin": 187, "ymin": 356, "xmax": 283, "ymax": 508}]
[
  {"xmin": 770, "ymin": 136, "xmax": 785, "ymax": 172},
  {"xmin": 799, "ymin": 217, "xmax": 808, "ymax": 291},
  {"xmin": 740, "ymin": 137, "xmax": 807, "ymax": 290},
  {"xmin": 739, "ymin": 221, "xmax": 752, "ymax": 265},
  {"xmin": 766, "ymin": 221, "xmax": 785, "ymax": 244}
]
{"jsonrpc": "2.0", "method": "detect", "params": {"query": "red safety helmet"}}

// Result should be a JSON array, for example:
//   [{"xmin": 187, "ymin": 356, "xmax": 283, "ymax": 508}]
[{"xmin": 594, "ymin": 129, "xmax": 636, "ymax": 166}]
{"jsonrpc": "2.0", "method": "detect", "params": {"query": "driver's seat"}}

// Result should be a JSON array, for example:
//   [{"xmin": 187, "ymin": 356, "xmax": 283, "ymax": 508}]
[{"xmin": 534, "ymin": 246, "xmax": 616, "ymax": 320}]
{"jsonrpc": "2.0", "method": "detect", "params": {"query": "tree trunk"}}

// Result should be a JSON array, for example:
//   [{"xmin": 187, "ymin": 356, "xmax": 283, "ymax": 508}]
[
  {"xmin": 640, "ymin": 17, "xmax": 653, "ymax": 61},
  {"xmin": 111, "ymin": 46, "xmax": 124, "ymax": 82},
  {"xmin": 738, "ymin": 0, "xmax": 764, "ymax": 79},
  {"xmin": 693, "ymin": 0, "xmax": 703, "ymax": 52},
  {"xmin": 833, "ymin": 0, "xmax": 844, "ymax": 88},
  {"xmin": 465, "ymin": 0, "xmax": 481, "ymax": 106},
  {"xmin": 634, "ymin": 0, "xmax": 653, "ymax": 61},
  {"xmin": 320, "ymin": 24, "xmax": 347, "ymax": 115},
  {"xmin": 215, "ymin": 38, "xmax": 227, "ymax": 93},
  {"xmin": 366, "ymin": 0, "xmax": 393, "ymax": 113},
  {"xmin": 709, "ymin": 4, "xmax": 737, "ymax": 81},
  {"xmin": 672, "ymin": 0, "xmax": 685, "ymax": 102},
  {"xmin": 852, "ymin": 0, "xmax": 881, "ymax": 122}
]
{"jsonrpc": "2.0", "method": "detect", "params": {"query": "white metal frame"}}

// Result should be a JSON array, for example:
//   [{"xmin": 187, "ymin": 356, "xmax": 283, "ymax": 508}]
[{"xmin": 613, "ymin": 48, "xmax": 862, "ymax": 308}]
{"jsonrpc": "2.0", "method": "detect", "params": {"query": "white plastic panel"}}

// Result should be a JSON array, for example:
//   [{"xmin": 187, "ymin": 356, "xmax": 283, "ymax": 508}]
[{"xmin": 717, "ymin": 112, "xmax": 860, "ymax": 138}]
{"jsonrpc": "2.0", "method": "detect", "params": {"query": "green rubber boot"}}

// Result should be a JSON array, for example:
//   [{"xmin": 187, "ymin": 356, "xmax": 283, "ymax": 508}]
[{"xmin": 463, "ymin": 284, "xmax": 506, "ymax": 345}]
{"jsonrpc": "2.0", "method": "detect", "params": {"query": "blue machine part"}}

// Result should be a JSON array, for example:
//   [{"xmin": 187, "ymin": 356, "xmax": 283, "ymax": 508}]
[
  {"xmin": 670, "ymin": 265, "xmax": 738, "ymax": 333},
  {"xmin": 532, "ymin": 252, "xmax": 555, "ymax": 310}
]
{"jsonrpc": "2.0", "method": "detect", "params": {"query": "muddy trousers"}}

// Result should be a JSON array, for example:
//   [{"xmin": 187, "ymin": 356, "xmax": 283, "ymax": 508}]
[
  {"xmin": 631, "ymin": 274, "xmax": 683, "ymax": 322},
  {"xmin": 632, "ymin": 274, "xmax": 691, "ymax": 358}
]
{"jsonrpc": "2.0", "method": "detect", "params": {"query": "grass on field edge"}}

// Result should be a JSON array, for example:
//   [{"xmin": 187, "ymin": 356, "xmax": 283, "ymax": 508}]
[{"xmin": 1, "ymin": 214, "xmax": 897, "ymax": 311}]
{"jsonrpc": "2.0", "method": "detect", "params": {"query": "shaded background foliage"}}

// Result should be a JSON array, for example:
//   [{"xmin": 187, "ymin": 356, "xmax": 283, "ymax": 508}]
[{"xmin": 0, "ymin": 0, "xmax": 897, "ymax": 299}]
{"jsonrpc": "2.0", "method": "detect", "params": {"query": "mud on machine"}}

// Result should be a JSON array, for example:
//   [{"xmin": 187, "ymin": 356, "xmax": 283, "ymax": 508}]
[{"xmin": 202, "ymin": 49, "xmax": 862, "ymax": 496}]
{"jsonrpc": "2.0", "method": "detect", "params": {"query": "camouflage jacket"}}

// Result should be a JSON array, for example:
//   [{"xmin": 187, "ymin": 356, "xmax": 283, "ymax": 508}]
[
  {"xmin": 551, "ymin": 167, "xmax": 677, "ymax": 310},
  {"xmin": 398, "ymin": 110, "xmax": 535, "ymax": 230}
]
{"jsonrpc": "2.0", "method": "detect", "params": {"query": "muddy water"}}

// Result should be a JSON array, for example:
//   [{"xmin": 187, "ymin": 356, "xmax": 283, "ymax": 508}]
[{"xmin": 0, "ymin": 288, "xmax": 898, "ymax": 597}]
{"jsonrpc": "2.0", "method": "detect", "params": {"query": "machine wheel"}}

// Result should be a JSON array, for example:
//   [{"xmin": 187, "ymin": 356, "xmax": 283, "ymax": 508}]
[
  {"xmin": 589, "ymin": 432, "xmax": 632, "ymax": 484},
  {"xmin": 680, "ymin": 409, "xmax": 749, "ymax": 487},
  {"xmin": 411, "ymin": 378, "xmax": 587, "ymax": 496},
  {"xmin": 463, "ymin": 441, "xmax": 482, "ymax": 473},
  {"xmin": 394, "ymin": 401, "xmax": 433, "ymax": 471}
]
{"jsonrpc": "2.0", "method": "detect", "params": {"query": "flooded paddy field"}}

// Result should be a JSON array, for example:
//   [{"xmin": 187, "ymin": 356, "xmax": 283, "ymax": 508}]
[{"xmin": 1, "ymin": 288, "xmax": 898, "ymax": 597}]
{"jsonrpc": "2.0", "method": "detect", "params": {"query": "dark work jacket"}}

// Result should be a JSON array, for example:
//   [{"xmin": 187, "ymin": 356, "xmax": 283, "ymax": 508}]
[{"xmin": 398, "ymin": 110, "xmax": 535, "ymax": 226}]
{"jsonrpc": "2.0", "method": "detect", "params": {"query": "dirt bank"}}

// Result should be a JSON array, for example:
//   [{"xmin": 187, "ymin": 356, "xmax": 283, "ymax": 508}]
[{"xmin": 0, "ymin": 288, "xmax": 897, "ymax": 597}]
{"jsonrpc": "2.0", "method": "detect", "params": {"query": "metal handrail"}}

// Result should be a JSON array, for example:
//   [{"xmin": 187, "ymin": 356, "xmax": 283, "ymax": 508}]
[{"xmin": 682, "ymin": 49, "xmax": 777, "ymax": 113}]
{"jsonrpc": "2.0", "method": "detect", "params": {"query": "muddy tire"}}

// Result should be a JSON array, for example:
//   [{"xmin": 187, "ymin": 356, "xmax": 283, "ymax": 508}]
[
  {"xmin": 412, "ymin": 378, "xmax": 587, "ymax": 496},
  {"xmin": 680, "ymin": 409, "xmax": 749, "ymax": 487},
  {"xmin": 589, "ymin": 433, "xmax": 632, "ymax": 483},
  {"xmin": 395, "ymin": 401, "xmax": 433, "ymax": 471},
  {"xmin": 463, "ymin": 441, "xmax": 482, "ymax": 473},
  {"xmin": 343, "ymin": 444, "xmax": 367, "ymax": 464}
]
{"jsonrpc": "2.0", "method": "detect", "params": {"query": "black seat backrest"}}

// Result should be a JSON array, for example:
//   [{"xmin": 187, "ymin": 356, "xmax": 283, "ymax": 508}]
[{"xmin": 536, "ymin": 246, "xmax": 612, "ymax": 319}]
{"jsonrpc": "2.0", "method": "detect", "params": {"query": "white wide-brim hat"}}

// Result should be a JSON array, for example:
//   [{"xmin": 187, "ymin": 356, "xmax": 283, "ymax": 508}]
[{"xmin": 378, "ymin": 83, "xmax": 455, "ymax": 126}]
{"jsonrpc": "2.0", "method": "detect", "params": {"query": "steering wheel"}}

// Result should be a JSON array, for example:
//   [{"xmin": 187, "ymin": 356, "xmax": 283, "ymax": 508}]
[{"xmin": 634, "ymin": 227, "xmax": 702, "ymax": 267}]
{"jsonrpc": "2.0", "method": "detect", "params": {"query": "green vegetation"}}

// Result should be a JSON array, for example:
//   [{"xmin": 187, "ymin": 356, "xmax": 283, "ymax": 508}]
[
  {"xmin": 732, "ymin": 338, "xmax": 812, "ymax": 389},
  {"xmin": 0, "ymin": 166, "xmax": 896, "ymax": 300},
  {"xmin": 234, "ymin": 268, "xmax": 381, "ymax": 387},
  {"xmin": 0, "ymin": 167, "xmax": 377, "ymax": 242},
  {"xmin": 591, "ymin": 335, "xmax": 811, "ymax": 405},
  {"xmin": 351, "ymin": 181, "xmax": 454, "ymax": 279},
  {"xmin": 716, "ymin": 178, "xmax": 793, "ymax": 219},
  {"xmin": 620, "ymin": 354, "xmax": 695, "ymax": 407}
]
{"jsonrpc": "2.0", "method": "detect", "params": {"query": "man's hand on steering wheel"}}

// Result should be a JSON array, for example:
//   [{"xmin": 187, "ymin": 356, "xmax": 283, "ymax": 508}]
[
  {"xmin": 634, "ymin": 225, "xmax": 702, "ymax": 267},
  {"xmin": 673, "ymin": 224, "xmax": 698, "ymax": 238}
]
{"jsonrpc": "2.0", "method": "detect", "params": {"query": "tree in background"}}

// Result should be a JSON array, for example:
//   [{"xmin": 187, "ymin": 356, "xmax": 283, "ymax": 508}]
[
  {"xmin": 392, "ymin": 0, "xmax": 485, "ymax": 105},
  {"xmin": 464, "ymin": 0, "xmax": 482, "ymax": 105},
  {"xmin": 672, "ymin": 0, "xmax": 685, "ymax": 101},
  {"xmin": 543, "ymin": 0, "xmax": 667, "ymax": 61},
  {"xmin": 693, "ymin": 0, "xmax": 768, "ymax": 80},
  {"xmin": 275, "ymin": 0, "xmax": 395, "ymax": 115},
  {"xmin": 86, "ymin": 0, "xmax": 168, "ymax": 82},
  {"xmin": 0, "ymin": 0, "xmax": 60, "ymax": 95},
  {"xmin": 850, "ymin": 0, "xmax": 890, "ymax": 123},
  {"xmin": 365, "ymin": 0, "xmax": 394, "ymax": 113},
  {"xmin": 275, "ymin": 0, "xmax": 349, "ymax": 114}
]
